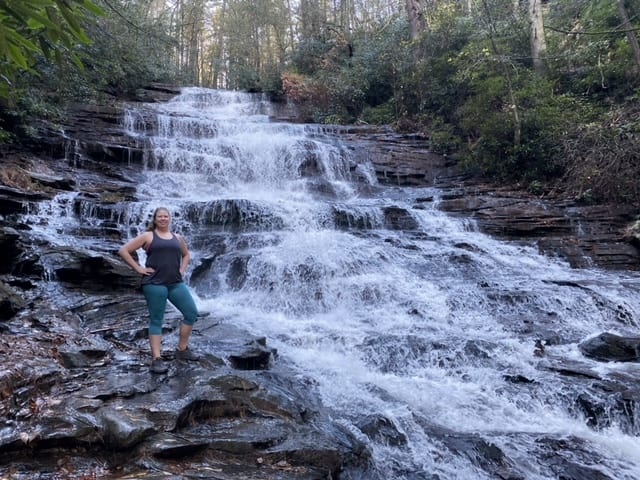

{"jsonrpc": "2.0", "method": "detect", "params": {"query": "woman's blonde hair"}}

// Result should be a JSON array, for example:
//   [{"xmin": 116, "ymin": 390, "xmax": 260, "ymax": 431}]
[{"xmin": 147, "ymin": 207, "xmax": 171, "ymax": 231}]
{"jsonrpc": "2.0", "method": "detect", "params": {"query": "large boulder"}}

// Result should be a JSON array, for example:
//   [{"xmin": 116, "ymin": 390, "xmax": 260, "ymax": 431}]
[{"xmin": 579, "ymin": 332, "xmax": 640, "ymax": 362}]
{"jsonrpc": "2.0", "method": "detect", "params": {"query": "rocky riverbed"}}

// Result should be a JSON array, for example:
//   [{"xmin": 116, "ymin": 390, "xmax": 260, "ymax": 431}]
[{"xmin": 1, "ymin": 84, "xmax": 639, "ymax": 479}]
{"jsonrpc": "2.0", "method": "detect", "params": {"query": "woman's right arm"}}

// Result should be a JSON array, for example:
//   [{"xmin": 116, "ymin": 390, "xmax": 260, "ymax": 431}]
[{"xmin": 118, "ymin": 232, "xmax": 154, "ymax": 275}]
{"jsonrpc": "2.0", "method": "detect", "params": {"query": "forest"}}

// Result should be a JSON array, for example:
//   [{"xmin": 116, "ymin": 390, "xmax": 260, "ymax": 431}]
[{"xmin": 1, "ymin": 0, "xmax": 639, "ymax": 205}]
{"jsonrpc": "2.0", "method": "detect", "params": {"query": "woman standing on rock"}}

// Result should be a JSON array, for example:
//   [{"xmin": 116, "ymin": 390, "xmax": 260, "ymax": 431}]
[{"xmin": 119, "ymin": 207, "xmax": 200, "ymax": 373}]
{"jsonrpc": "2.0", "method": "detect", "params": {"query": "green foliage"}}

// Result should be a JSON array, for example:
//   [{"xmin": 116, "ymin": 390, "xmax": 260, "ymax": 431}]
[
  {"xmin": 545, "ymin": 0, "xmax": 639, "ymax": 98},
  {"xmin": 290, "ymin": 39, "xmax": 334, "ymax": 76},
  {"xmin": 0, "ymin": 0, "xmax": 184, "ymax": 143},
  {"xmin": 457, "ymin": 72, "xmax": 587, "ymax": 181},
  {"xmin": 353, "ymin": 18, "xmax": 409, "ymax": 109},
  {"xmin": 559, "ymin": 99, "xmax": 640, "ymax": 204},
  {"xmin": 0, "ymin": 82, "xmax": 66, "ymax": 143},
  {"xmin": 361, "ymin": 102, "xmax": 397, "ymax": 125},
  {"xmin": 421, "ymin": 114, "xmax": 462, "ymax": 155},
  {"xmin": 229, "ymin": 62, "xmax": 261, "ymax": 92},
  {"xmin": 288, "ymin": 16, "xmax": 409, "ymax": 123},
  {"xmin": 0, "ymin": 0, "xmax": 102, "ymax": 97},
  {"xmin": 78, "ymin": 1, "xmax": 183, "ymax": 96}
]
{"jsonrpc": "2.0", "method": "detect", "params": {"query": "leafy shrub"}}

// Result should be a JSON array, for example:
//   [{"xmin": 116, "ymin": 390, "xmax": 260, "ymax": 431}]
[
  {"xmin": 361, "ymin": 102, "xmax": 397, "ymax": 125},
  {"xmin": 456, "ymin": 69, "xmax": 584, "ymax": 182}
]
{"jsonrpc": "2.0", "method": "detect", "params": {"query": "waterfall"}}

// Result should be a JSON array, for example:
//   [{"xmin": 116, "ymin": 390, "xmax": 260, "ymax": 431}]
[{"xmin": 112, "ymin": 87, "xmax": 640, "ymax": 479}]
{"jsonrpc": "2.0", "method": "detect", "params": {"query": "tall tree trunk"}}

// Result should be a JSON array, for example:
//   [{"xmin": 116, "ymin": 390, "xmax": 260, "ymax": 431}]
[
  {"xmin": 300, "ymin": 0, "xmax": 320, "ymax": 40},
  {"xmin": 213, "ymin": 0, "xmax": 227, "ymax": 88},
  {"xmin": 286, "ymin": 0, "xmax": 295, "ymax": 54},
  {"xmin": 405, "ymin": 0, "xmax": 425, "ymax": 40},
  {"xmin": 617, "ymin": 0, "xmax": 640, "ymax": 74},
  {"xmin": 529, "ymin": 0, "xmax": 547, "ymax": 75}
]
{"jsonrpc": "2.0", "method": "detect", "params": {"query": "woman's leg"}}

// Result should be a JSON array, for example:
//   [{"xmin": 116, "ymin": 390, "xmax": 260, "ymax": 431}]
[
  {"xmin": 167, "ymin": 283, "xmax": 198, "ymax": 351},
  {"xmin": 142, "ymin": 284, "xmax": 169, "ymax": 358}
]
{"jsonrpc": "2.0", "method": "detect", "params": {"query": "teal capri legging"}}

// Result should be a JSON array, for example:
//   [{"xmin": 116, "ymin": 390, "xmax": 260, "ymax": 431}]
[{"xmin": 142, "ymin": 282, "xmax": 198, "ymax": 335}]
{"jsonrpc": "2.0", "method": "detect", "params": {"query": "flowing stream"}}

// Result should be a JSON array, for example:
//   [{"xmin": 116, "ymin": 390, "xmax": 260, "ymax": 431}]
[{"xmin": 69, "ymin": 88, "xmax": 640, "ymax": 478}]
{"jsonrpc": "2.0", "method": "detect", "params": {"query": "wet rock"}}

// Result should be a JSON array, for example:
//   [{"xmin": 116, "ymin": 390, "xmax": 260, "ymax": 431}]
[
  {"xmin": 0, "ymin": 335, "xmax": 62, "ymax": 421},
  {"xmin": 413, "ymin": 415, "xmax": 524, "ymax": 480},
  {"xmin": 382, "ymin": 206, "xmax": 420, "ymax": 230},
  {"xmin": 29, "ymin": 172, "xmax": 76, "ymax": 191},
  {"xmin": 98, "ymin": 407, "xmax": 157, "ymax": 449},
  {"xmin": 579, "ymin": 332, "xmax": 640, "ymax": 362},
  {"xmin": 229, "ymin": 337, "xmax": 277, "ymax": 370},
  {"xmin": 31, "ymin": 103, "xmax": 149, "ymax": 166},
  {"xmin": 624, "ymin": 219, "xmax": 640, "ymax": 249},
  {"xmin": 444, "ymin": 434, "xmax": 518, "ymax": 479},
  {"xmin": 227, "ymin": 255, "xmax": 250, "ymax": 289},
  {"xmin": 339, "ymin": 129, "xmax": 457, "ymax": 186},
  {"xmin": 0, "ymin": 228, "xmax": 44, "ymax": 278},
  {"xmin": 0, "ymin": 281, "xmax": 27, "ymax": 320},
  {"xmin": 339, "ymin": 129, "xmax": 640, "ymax": 270},
  {"xmin": 438, "ymin": 189, "xmax": 640, "ymax": 270},
  {"xmin": 538, "ymin": 358, "xmax": 602, "ymax": 380},
  {"xmin": 332, "ymin": 205, "xmax": 380, "ymax": 230},
  {"xmin": 536, "ymin": 436, "xmax": 615, "ymax": 480},
  {"xmin": 0, "ymin": 316, "xmax": 368, "ymax": 476},
  {"xmin": 58, "ymin": 337, "xmax": 111, "ymax": 369},
  {"xmin": 536, "ymin": 357, "xmax": 640, "ymax": 435},
  {"xmin": 41, "ymin": 246, "xmax": 140, "ymax": 291},
  {"xmin": 358, "ymin": 414, "xmax": 407, "ymax": 447},
  {"xmin": 183, "ymin": 199, "xmax": 285, "ymax": 232},
  {"xmin": 133, "ymin": 83, "xmax": 182, "ymax": 103},
  {"xmin": 148, "ymin": 431, "xmax": 209, "ymax": 458},
  {"xmin": 0, "ymin": 228, "xmax": 22, "ymax": 267},
  {"xmin": 0, "ymin": 185, "xmax": 50, "ymax": 215}
]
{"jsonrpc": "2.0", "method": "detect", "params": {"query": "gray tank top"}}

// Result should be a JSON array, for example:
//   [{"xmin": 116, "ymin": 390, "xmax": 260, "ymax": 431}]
[{"xmin": 141, "ymin": 231, "xmax": 183, "ymax": 285}]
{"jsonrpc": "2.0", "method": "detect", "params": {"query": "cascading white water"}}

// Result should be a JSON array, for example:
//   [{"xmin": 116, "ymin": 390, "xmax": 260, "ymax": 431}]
[{"xmin": 122, "ymin": 87, "xmax": 640, "ymax": 479}]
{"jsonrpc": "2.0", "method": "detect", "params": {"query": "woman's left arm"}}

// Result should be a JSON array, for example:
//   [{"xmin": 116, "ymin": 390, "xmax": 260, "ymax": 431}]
[{"xmin": 177, "ymin": 234, "xmax": 191, "ymax": 276}]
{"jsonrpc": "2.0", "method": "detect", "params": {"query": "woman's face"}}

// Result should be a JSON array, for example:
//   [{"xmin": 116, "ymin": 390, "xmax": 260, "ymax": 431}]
[{"xmin": 154, "ymin": 209, "xmax": 171, "ymax": 228}]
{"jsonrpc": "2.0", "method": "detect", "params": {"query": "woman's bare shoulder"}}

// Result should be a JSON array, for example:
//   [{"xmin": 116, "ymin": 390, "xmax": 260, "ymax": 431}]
[{"xmin": 129, "ymin": 230, "xmax": 154, "ymax": 248}]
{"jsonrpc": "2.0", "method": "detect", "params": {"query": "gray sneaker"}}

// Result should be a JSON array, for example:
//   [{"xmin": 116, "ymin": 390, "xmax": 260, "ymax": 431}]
[
  {"xmin": 175, "ymin": 347, "xmax": 199, "ymax": 361},
  {"xmin": 150, "ymin": 357, "xmax": 168, "ymax": 374}
]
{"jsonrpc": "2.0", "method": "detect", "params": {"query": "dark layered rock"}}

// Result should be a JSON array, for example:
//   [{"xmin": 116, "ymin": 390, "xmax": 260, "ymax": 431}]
[
  {"xmin": 229, "ymin": 337, "xmax": 278, "ymax": 370},
  {"xmin": 41, "ymin": 245, "xmax": 140, "ymax": 291},
  {"xmin": 132, "ymin": 83, "xmax": 183, "ymax": 103},
  {"xmin": 357, "ymin": 414, "xmax": 408, "ymax": 447},
  {"xmin": 579, "ymin": 332, "xmax": 640, "ymax": 362},
  {"xmin": 28, "ymin": 84, "xmax": 180, "ymax": 166},
  {"xmin": 0, "ymin": 184, "xmax": 51, "ymax": 214},
  {"xmin": 433, "ymin": 190, "xmax": 640, "ymax": 269},
  {"xmin": 0, "ymin": 281, "xmax": 26, "ymax": 321},
  {"xmin": 336, "ymin": 127, "xmax": 462, "ymax": 186}
]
